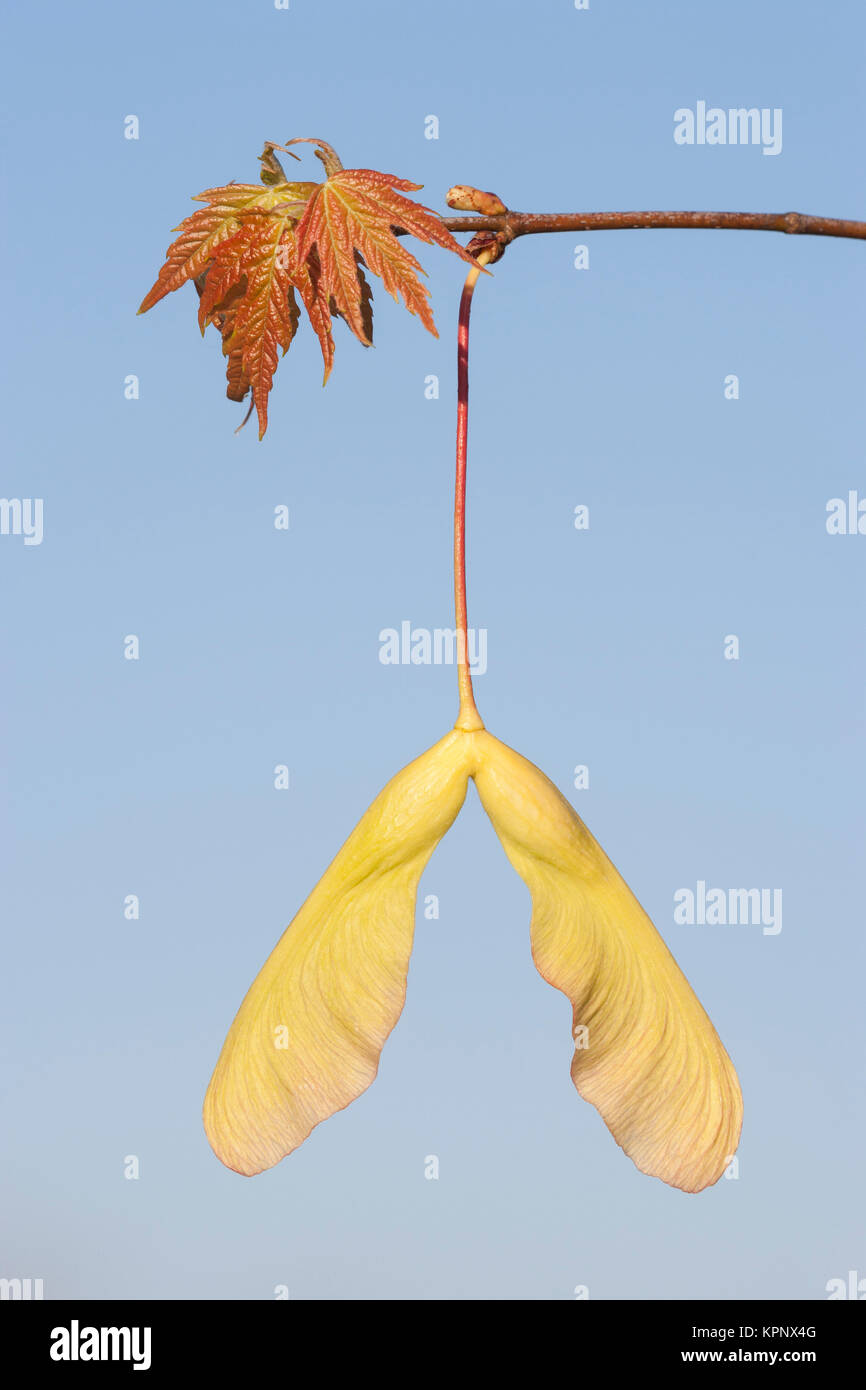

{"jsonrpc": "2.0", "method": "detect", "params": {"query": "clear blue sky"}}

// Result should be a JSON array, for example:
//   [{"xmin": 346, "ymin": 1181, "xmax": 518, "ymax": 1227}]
[{"xmin": 1, "ymin": 0, "xmax": 864, "ymax": 1299}]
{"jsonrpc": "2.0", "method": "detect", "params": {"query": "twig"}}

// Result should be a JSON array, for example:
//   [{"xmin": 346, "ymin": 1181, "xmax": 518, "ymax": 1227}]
[{"xmin": 435, "ymin": 209, "xmax": 866, "ymax": 241}]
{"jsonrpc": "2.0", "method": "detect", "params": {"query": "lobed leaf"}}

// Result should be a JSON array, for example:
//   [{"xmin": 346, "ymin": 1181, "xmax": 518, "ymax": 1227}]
[
  {"xmin": 194, "ymin": 272, "xmax": 251, "ymax": 403},
  {"xmin": 137, "ymin": 182, "xmax": 315, "ymax": 315},
  {"xmin": 218, "ymin": 220, "xmax": 301, "ymax": 438},
  {"xmin": 139, "ymin": 146, "xmax": 489, "ymax": 433},
  {"xmin": 294, "ymin": 168, "xmax": 482, "ymax": 345}
]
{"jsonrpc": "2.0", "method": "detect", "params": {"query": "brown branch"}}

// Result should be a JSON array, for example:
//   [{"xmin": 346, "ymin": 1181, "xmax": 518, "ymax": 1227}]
[{"xmin": 435, "ymin": 210, "xmax": 866, "ymax": 241}]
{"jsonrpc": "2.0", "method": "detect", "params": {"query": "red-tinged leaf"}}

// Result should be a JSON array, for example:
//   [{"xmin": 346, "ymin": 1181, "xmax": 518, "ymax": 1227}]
[
  {"xmin": 193, "ymin": 270, "xmax": 251, "ymax": 402},
  {"xmin": 215, "ymin": 293, "xmax": 252, "ymax": 403},
  {"xmin": 196, "ymin": 239, "xmax": 248, "ymax": 335},
  {"xmin": 291, "ymin": 245, "xmax": 336, "ymax": 385},
  {"xmin": 140, "ymin": 141, "xmax": 488, "ymax": 436},
  {"xmin": 329, "ymin": 251, "xmax": 374, "ymax": 347},
  {"xmin": 138, "ymin": 182, "xmax": 316, "ymax": 315},
  {"xmin": 294, "ymin": 167, "xmax": 482, "ymax": 345},
  {"xmin": 217, "ymin": 218, "xmax": 302, "ymax": 438},
  {"xmin": 317, "ymin": 247, "xmax": 375, "ymax": 358},
  {"xmin": 225, "ymin": 344, "xmax": 251, "ymax": 404}
]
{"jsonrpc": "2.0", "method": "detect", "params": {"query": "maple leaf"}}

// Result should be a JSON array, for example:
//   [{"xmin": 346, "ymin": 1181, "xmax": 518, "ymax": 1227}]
[
  {"xmin": 284, "ymin": 139, "xmax": 483, "ymax": 346},
  {"xmin": 142, "ymin": 179, "xmax": 325, "ymax": 435},
  {"xmin": 200, "ymin": 216, "xmax": 303, "ymax": 439},
  {"xmin": 139, "ymin": 139, "xmax": 488, "ymax": 435},
  {"xmin": 138, "ymin": 181, "xmax": 315, "ymax": 314},
  {"xmin": 328, "ymin": 250, "xmax": 374, "ymax": 347},
  {"xmin": 289, "ymin": 244, "xmax": 337, "ymax": 387},
  {"xmin": 194, "ymin": 271, "xmax": 251, "ymax": 403}
]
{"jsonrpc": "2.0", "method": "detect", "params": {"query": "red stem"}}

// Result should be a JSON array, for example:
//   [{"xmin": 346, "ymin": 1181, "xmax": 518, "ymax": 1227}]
[{"xmin": 453, "ymin": 253, "xmax": 491, "ymax": 731}]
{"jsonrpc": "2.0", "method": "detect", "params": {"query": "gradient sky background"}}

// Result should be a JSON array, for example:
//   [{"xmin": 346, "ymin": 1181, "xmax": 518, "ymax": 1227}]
[{"xmin": 2, "ymin": 0, "xmax": 864, "ymax": 1300}]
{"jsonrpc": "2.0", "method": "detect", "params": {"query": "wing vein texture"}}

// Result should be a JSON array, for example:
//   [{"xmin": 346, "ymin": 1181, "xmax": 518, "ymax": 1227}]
[
  {"xmin": 472, "ymin": 730, "xmax": 742, "ymax": 1193},
  {"xmin": 203, "ymin": 730, "xmax": 473, "ymax": 1175}
]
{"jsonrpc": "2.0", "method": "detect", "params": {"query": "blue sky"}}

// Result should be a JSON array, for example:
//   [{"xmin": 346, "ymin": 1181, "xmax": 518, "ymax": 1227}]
[{"xmin": 1, "ymin": 0, "xmax": 864, "ymax": 1299}]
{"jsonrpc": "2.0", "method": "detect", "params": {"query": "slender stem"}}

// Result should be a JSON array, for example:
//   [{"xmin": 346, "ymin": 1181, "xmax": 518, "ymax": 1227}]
[
  {"xmin": 435, "ymin": 209, "xmax": 866, "ymax": 240},
  {"xmin": 441, "ymin": 202, "xmax": 863, "ymax": 731},
  {"xmin": 453, "ymin": 249, "xmax": 493, "ymax": 732}
]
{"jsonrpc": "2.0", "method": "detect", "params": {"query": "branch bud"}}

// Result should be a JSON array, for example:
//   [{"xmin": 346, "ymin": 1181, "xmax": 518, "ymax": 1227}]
[
  {"xmin": 446, "ymin": 185, "xmax": 507, "ymax": 216},
  {"xmin": 466, "ymin": 230, "xmax": 511, "ymax": 265}
]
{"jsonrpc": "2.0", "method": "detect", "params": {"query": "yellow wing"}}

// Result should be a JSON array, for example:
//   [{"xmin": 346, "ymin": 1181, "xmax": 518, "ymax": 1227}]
[
  {"xmin": 472, "ymin": 730, "xmax": 742, "ymax": 1193},
  {"xmin": 204, "ymin": 730, "xmax": 473, "ymax": 1175}
]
